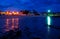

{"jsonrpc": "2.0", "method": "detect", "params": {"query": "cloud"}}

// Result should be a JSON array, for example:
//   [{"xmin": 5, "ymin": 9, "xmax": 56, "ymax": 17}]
[{"xmin": 0, "ymin": 0, "xmax": 60, "ymax": 12}]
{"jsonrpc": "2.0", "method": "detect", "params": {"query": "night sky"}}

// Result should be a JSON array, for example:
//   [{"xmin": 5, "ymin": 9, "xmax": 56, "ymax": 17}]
[{"xmin": 0, "ymin": 0, "xmax": 60, "ymax": 12}]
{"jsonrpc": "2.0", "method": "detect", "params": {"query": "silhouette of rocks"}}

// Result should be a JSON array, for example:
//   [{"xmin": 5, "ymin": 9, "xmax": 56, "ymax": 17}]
[
  {"xmin": 0, "ymin": 30, "xmax": 22, "ymax": 39},
  {"xmin": 58, "ymin": 36, "xmax": 60, "ymax": 39},
  {"xmin": 22, "ymin": 10, "xmax": 29, "ymax": 15},
  {"xmin": 32, "ymin": 37, "xmax": 41, "ymax": 39},
  {"xmin": 1, "ymin": 35, "xmax": 8, "ymax": 39},
  {"xmin": 15, "ymin": 30, "xmax": 22, "ymax": 37}
]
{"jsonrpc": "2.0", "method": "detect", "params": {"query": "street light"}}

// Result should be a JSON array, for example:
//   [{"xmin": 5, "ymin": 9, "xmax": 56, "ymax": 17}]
[
  {"xmin": 48, "ymin": 9, "xmax": 51, "ymax": 13},
  {"xmin": 47, "ymin": 9, "xmax": 51, "ymax": 32}
]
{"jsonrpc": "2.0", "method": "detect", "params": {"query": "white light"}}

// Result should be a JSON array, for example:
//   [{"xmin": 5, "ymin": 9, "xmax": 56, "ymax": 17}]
[
  {"xmin": 48, "ymin": 25, "xmax": 50, "ymax": 32},
  {"xmin": 48, "ymin": 10, "xmax": 51, "ymax": 13},
  {"xmin": 47, "ymin": 10, "xmax": 51, "ymax": 32},
  {"xmin": 47, "ymin": 16, "xmax": 51, "ymax": 25},
  {"xmin": 47, "ymin": 16, "xmax": 51, "ymax": 32}
]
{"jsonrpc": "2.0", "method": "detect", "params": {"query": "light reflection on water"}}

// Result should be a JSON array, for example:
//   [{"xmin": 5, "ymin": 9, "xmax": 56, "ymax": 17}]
[
  {"xmin": 0, "ymin": 16, "xmax": 60, "ymax": 39},
  {"xmin": 5, "ymin": 18, "xmax": 19, "ymax": 31}
]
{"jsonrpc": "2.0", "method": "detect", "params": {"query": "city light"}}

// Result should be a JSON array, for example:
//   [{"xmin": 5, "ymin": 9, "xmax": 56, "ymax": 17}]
[{"xmin": 0, "ymin": 11, "xmax": 60, "ymax": 16}]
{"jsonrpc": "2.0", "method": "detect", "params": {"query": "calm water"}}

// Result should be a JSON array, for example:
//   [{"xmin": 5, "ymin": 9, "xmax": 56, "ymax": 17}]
[{"xmin": 0, "ymin": 16, "xmax": 60, "ymax": 39}]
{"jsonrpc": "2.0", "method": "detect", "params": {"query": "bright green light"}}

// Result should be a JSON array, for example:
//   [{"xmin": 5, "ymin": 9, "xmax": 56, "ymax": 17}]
[{"xmin": 47, "ymin": 16, "xmax": 51, "ymax": 25}]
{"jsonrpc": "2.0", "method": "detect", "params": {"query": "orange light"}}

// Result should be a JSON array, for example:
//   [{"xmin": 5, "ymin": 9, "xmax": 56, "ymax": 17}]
[
  {"xmin": 14, "ymin": 13, "xmax": 17, "ymax": 15},
  {"xmin": 6, "ymin": 11, "xmax": 9, "ymax": 14},
  {"xmin": 5, "ymin": 11, "xmax": 13, "ymax": 15},
  {"xmin": 9, "ymin": 13, "xmax": 12, "ymax": 15},
  {"xmin": 12, "ymin": 11, "xmax": 19, "ymax": 15},
  {"xmin": 1, "ymin": 12, "xmax": 5, "ymax": 15},
  {"xmin": 16, "ymin": 12, "xmax": 19, "ymax": 14},
  {"xmin": 12, "ymin": 11, "xmax": 16, "ymax": 15},
  {"xmin": 6, "ymin": 11, "xmax": 10, "ymax": 15}
]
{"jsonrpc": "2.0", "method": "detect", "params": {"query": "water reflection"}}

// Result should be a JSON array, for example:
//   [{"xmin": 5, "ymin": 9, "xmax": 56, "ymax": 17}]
[
  {"xmin": 0, "ymin": 16, "xmax": 60, "ymax": 39},
  {"xmin": 5, "ymin": 18, "xmax": 19, "ymax": 32},
  {"xmin": 48, "ymin": 25, "xmax": 50, "ymax": 32}
]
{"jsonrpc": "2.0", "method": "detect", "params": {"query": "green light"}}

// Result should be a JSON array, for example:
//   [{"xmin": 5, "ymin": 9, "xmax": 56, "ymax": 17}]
[{"xmin": 48, "ymin": 13, "xmax": 54, "ymax": 16}]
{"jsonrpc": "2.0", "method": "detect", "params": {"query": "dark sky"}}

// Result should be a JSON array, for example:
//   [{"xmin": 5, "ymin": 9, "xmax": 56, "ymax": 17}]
[{"xmin": 0, "ymin": 0, "xmax": 60, "ymax": 12}]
